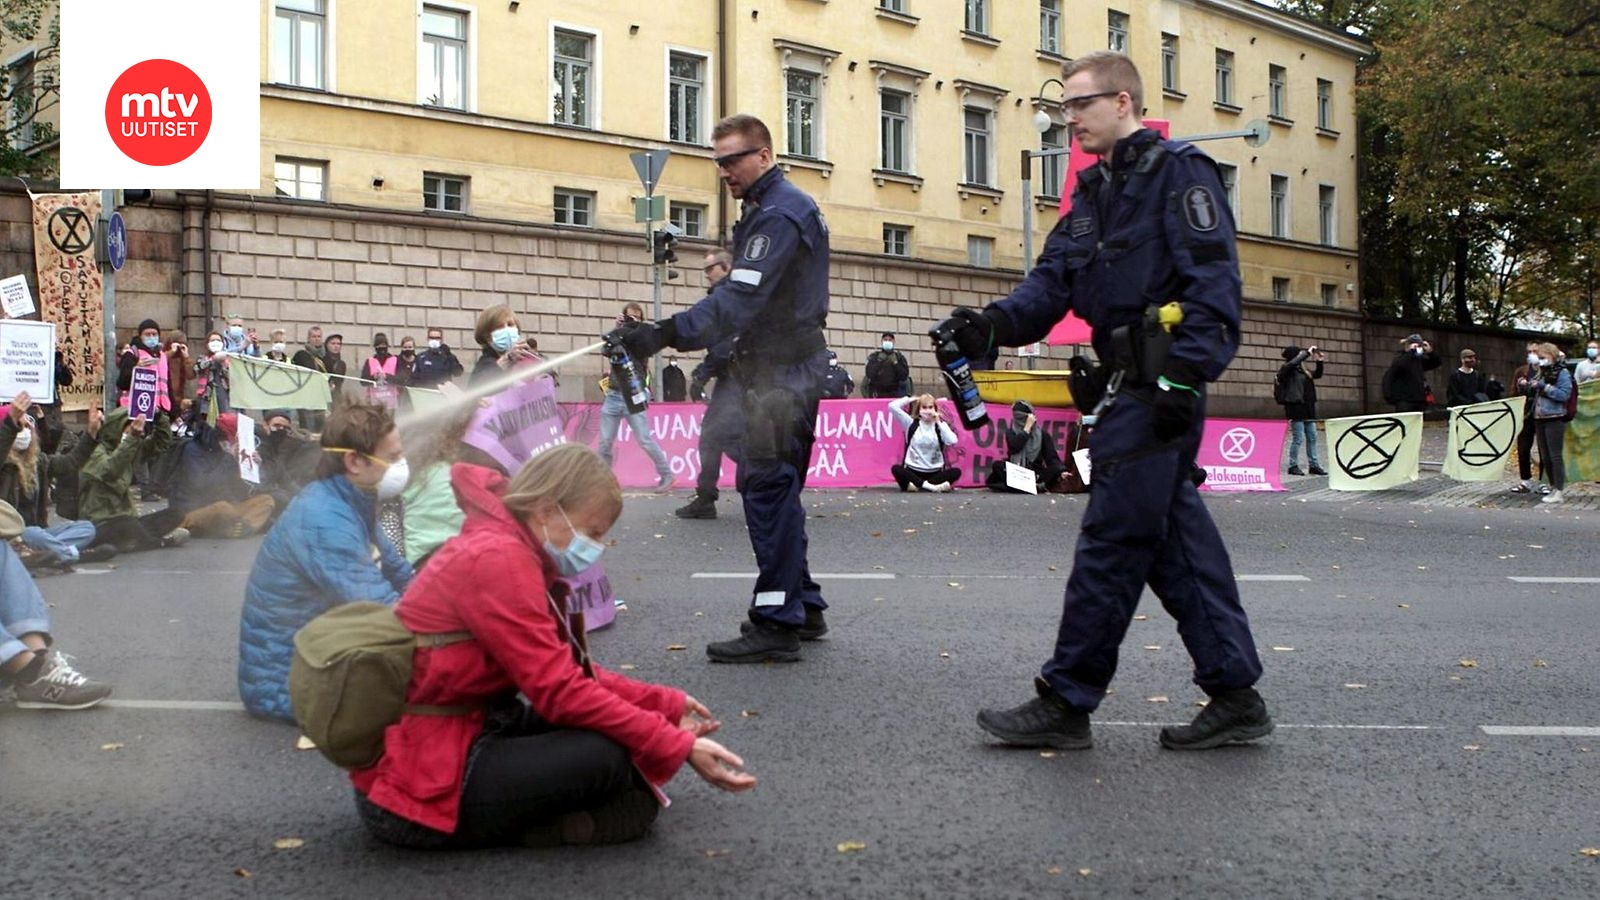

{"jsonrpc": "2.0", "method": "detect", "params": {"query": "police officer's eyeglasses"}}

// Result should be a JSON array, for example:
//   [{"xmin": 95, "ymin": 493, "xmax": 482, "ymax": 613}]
[
  {"xmin": 712, "ymin": 147, "xmax": 762, "ymax": 169},
  {"xmin": 1061, "ymin": 91, "xmax": 1121, "ymax": 114}
]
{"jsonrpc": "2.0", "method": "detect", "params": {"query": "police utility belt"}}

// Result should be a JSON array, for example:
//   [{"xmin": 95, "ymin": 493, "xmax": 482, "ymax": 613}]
[
  {"xmin": 729, "ymin": 326, "xmax": 827, "ymax": 387},
  {"xmin": 1069, "ymin": 304, "xmax": 1180, "ymax": 418}
]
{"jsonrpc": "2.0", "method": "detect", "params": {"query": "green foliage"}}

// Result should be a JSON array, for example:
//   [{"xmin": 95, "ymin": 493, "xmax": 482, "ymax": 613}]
[{"xmin": 0, "ymin": 0, "xmax": 58, "ymax": 178}]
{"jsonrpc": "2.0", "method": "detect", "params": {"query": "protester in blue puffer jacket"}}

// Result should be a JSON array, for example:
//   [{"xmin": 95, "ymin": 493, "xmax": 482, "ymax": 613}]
[{"xmin": 237, "ymin": 403, "xmax": 414, "ymax": 720}]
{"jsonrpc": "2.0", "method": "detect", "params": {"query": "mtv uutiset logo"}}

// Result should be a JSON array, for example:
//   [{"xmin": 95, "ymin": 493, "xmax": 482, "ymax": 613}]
[
  {"xmin": 62, "ymin": 2, "xmax": 257, "ymax": 188},
  {"xmin": 104, "ymin": 60, "xmax": 213, "ymax": 166}
]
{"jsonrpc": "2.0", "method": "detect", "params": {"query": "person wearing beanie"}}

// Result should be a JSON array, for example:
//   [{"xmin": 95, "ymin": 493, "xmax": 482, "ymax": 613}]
[
  {"xmin": 115, "ymin": 318, "xmax": 173, "ymax": 416},
  {"xmin": 1446, "ymin": 349, "xmax": 1491, "ymax": 407},
  {"xmin": 1275, "ymin": 344, "xmax": 1326, "ymax": 476}
]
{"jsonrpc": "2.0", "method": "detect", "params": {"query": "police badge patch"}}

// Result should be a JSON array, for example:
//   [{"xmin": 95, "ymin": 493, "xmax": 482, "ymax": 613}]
[
  {"xmin": 1070, "ymin": 216, "xmax": 1092, "ymax": 237},
  {"xmin": 1182, "ymin": 186, "xmax": 1220, "ymax": 233},
  {"xmin": 744, "ymin": 233, "xmax": 771, "ymax": 261}
]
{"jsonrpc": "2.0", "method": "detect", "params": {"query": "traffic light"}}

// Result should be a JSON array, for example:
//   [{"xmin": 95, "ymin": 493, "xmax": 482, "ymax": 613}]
[
  {"xmin": 652, "ymin": 228, "xmax": 678, "ymax": 265},
  {"xmin": 117, "ymin": 189, "xmax": 153, "ymax": 206}
]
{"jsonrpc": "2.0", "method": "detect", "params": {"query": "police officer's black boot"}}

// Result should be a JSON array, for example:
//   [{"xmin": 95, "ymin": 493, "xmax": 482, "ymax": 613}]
[
  {"xmin": 707, "ymin": 617, "xmax": 801, "ymax": 664},
  {"xmin": 741, "ymin": 605, "xmax": 827, "ymax": 640},
  {"xmin": 975, "ymin": 677, "xmax": 1092, "ymax": 750},
  {"xmin": 1158, "ymin": 687, "xmax": 1274, "ymax": 750},
  {"xmin": 675, "ymin": 492, "xmax": 717, "ymax": 520}
]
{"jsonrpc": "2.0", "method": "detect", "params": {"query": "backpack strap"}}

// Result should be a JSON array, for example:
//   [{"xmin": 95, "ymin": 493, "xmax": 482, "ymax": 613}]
[
  {"xmin": 404, "ymin": 703, "xmax": 480, "ymax": 716},
  {"xmin": 402, "ymin": 630, "xmax": 480, "ymax": 716},
  {"xmin": 415, "ymin": 630, "xmax": 473, "ymax": 648}
]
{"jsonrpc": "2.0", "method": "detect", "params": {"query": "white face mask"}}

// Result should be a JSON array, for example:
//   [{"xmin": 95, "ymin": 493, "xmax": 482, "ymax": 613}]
[
  {"xmin": 1528, "ymin": 353, "xmax": 1541, "ymax": 366},
  {"xmin": 271, "ymin": 342, "xmax": 286, "ymax": 354},
  {"xmin": 11, "ymin": 428, "xmax": 32, "ymax": 452},
  {"xmin": 376, "ymin": 457, "xmax": 410, "ymax": 500},
  {"xmin": 881, "ymin": 341, "xmax": 894, "ymax": 352},
  {"xmin": 208, "ymin": 340, "xmax": 225, "ymax": 354},
  {"xmin": 428, "ymin": 339, "xmax": 442, "ymax": 350}
]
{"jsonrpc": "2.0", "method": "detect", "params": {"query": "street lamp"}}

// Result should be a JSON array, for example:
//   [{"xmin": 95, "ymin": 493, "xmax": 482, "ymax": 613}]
[{"xmin": 1016, "ymin": 79, "xmax": 1074, "ymax": 368}]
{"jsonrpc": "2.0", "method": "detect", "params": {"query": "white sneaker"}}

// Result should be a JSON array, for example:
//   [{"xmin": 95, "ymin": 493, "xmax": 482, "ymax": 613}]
[
  {"xmin": 1539, "ymin": 484, "xmax": 1552, "ymax": 495},
  {"xmin": 161, "ymin": 527, "xmax": 191, "ymax": 547},
  {"xmin": 927, "ymin": 481, "xmax": 953, "ymax": 492},
  {"xmin": 1541, "ymin": 490, "xmax": 1565, "ymax": 504},
  {"xmin": 13, "ymin": 651, "xmax": 113, "ymax": 710}
]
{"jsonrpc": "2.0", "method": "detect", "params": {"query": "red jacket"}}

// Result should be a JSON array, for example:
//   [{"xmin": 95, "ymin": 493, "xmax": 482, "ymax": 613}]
[{"xmin": 350, "ymin": 463, "xmax": 694, "ymax": 834}]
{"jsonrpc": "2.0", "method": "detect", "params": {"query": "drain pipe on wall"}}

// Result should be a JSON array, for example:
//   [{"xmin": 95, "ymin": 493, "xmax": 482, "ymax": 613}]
[
  {"xmin": 715, "ymin": 0, "xmax": 728, "ymax": 245},
  {"xmin": 201, "ymin": 189, "xmax": 214, "ymax": 335}
]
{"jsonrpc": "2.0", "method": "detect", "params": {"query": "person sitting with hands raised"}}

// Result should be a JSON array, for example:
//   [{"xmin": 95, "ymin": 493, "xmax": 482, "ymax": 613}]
[{"xmin": 889, "ymin": 394, "xmax": 959, "ymax": 492}]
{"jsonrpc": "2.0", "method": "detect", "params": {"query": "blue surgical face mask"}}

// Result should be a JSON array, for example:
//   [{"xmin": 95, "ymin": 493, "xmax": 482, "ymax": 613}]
[
  {"xmin": 142, "ymin": 335, "xmax": 160, "ymax": 350},
  {"xmin": 228, "ymin": 325, "xmax": 244, "ymax": 339},
  {"xmin": 881, "ymin": 341, "xmax": 894, "ymax": 352},
  {"xmin": 1587, "ymin": 347, "xmax": 1598, "ymax": 360},
  {"xmin": 543, "ymin": 505, "xmax": 605, "ymax": 576},
  {"xmin": 491, "ymin": 325, "xmax": 519, "ymax": 354}
]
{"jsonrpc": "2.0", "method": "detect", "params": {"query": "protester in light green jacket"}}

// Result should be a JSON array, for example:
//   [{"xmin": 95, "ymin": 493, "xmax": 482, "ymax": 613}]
[
  {"xmin": 398, "ymin": 406, "xmax": 480, "ymax": 568},
  {"xmin": 80, "ymin": 405, "xmax": 188, "ymax": 552}
]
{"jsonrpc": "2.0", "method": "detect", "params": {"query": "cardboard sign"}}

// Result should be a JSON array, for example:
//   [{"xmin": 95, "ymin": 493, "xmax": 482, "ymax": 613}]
[
  {"xmin": 0, "ymin": 318, "xmax": 56, "ymax": 404},
  {"xmin": 236, "ymin": 413, "xmax": 260, "ymax": 484},
  {"xmin": 1071, "ymin": 448, "xmax": 1092, "ymax": 485},
  {"xmin": 1003, "ymin": 461, "xmax": 1039, "ymax": 494},
  {"xmin": 0, "ymin": 274, "xmax": 35, "ymax": 318},
  {"xmin": 464, "ymin": 375, "xmax": 565, "ymax": 473},
  {"xmin": 563, "ymin": 564, "xmax": 616, "ymax": 631},
  {"xmin": 128, "ymin": 365, "xmax": 160, "ymax": 420}
]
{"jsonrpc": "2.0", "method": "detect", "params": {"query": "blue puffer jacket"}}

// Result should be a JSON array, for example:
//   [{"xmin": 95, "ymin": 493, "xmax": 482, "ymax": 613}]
[{"xmin": 238, "ymin": 475, "xmax": 414, "ymax": 720}]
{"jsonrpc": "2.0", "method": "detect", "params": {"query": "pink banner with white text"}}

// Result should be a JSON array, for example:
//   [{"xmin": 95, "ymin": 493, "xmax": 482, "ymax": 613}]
[{"xmin": 1194, "ymin": 418, "xmax": 1289, "ymax": 493}]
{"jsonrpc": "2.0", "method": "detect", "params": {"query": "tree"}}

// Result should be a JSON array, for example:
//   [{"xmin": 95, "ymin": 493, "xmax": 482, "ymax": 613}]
[{"xmin": 0, "ymin": 0, "xmax": 59, "ymax": 178}]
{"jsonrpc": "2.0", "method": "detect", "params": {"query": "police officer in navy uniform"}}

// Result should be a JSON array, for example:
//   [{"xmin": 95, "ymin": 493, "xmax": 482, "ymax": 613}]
[
  {"xmin": 614, "ymin": 114, "xmax": 830, "ymax": 663},
  {"xmin": 935, "ymin": 52, "xmax": 1272, "ymax": 750},
  {"xmin": 820, "ymin": 350, "xmax": 855, "ymax": 399}
]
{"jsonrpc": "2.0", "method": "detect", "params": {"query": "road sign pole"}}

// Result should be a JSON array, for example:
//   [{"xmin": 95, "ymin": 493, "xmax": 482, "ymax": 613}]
[
  {"xmin": 100, "ymin": 189, "xmax": 118, "ymax": 408},
  {"xmin": 629, "ymin": 149, "xmax": 672, "ymax": 390}
]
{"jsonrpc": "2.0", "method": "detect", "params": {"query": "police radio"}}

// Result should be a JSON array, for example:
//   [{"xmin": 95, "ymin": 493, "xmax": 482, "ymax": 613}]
[
  {"xmin": 605, "ymin": 337, "xmax": 651, "ymax": 415},
  {"xmin": 929, "ymin": 325, "xmax": 990, "ymax": 431}
]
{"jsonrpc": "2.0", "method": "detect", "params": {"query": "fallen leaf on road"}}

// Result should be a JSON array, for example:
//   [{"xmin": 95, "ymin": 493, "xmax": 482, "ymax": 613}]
[
  {"xmin": 1397, "ymin": 603, "xmax": 1410, "ymax": 608},
  {"xmin": 1462, "ymin": 744, "xmax": 1481, "ymax": 751},
  {"xmin": 903, "ymin": 528, "xmax": 918, "ymax": 534},
  {"xmin": 1458, "ymin": 659, "xmax": 1478, "ymax": 668},
  {"xmin": 272, "ymin": 838, "xmax": 305, "ymax": 850},
  {"xmin": 1331, "ymin": 565, "xmax": 1341, "ymax": 570},
  {"xmin": 666, "ymin": 645, "xmax": 688, "ymax": 651},
  {"xmin": 740, "ymin": 710, "xmax": 759, "ymax": 718},
  {"xmin": 1417, "ymin": 566, "xmax": 1428, "ymax": 570},
  {"xmin": 234, "ymin": 869, "xmax": 252, "ymax": 878},
  {"xmin": 1133, "ymin": 614, "xmax": 1149, "ymax": 621},
  {"xmin": 618, "ymin": 664, "xmax": 637, "ymax": 671},
  {"xmin": 948, "ymin": 582, "xmax": 961, "ymax": 588},
  {"xmin": 100, "ymin": 742, "xmax": 124, "ymax": 751},
  {"xmin": 1046, "ymin": 866, "xmax": 1063, "ymax": 875},
  {"xmin": 1039, "ymin": 751, "xmax": 1057, "ymax": 759},
  {"xmin": 1272, "ymin": 646, "xmax": 1295, "ymax": 652},
  {"xmin": 1528, "ymin": 544, "xmax": 1545, "ymax": 549},
  {"xmin": 1581, "ymin": 848, "xmax": 1600, "ymax": 857},
  {"xmin": 1048, "ymin": 565, "xmax": 1059, "ymax": 572},
  {"xmin": 703, "ymin": 849, "xmax": 731, "ymax": 858},
  {"xmin": 1195, "ymin": 699, "xmax": 1210, "ymax": 708},
  {"xmin": 653, "ymin": 534, "xmax": 664, "ymax": 539},
  {"xmin": 1147, "ymin": 695, "xmax": 1170, "ymax": 703},
  {"xmin": 1449, "ymin": 676, "xmax": 1462, "ymax": 681},
  {"xmin": 939, "ymin": 651, "xmax": 950, "ymax": 658},
  {"xmin": 1534, "ymin": 660, "xmax": 1549, "ymax": 668},
  {"xmin": 1343, "ymin": 683, "xmax": 1367, "ymax": 689},
  {"xmin": 870, "ymin": 532, "xmax": 883, "ymax": 538},
  {"xmin": 1078, "ymin": 868, "xmax": 1093, "ymax": 877},
  {"xmin": 295, "ymin": 735, "xmax": 316, "ymax": 751},
  {"xmin": 1143, "ymin": 645, "xmax": 1161, "ymax": 651},
  {"xmin": 1352, "ymin": 536, "xmax": 1366, "ymax": 541},
  {"xmin": 836, "ymin": 841, "xmax": 867, "ymax": 854},
  {"xmin": 693, "ymin": 611, "xmax": 704, "ymax": 617}
]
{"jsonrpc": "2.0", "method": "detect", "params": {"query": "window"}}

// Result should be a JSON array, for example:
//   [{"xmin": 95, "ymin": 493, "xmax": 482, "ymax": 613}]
[
  {"xmin": 1318, "ymin": 185, "xmax": 1336, "ymax": 246},
  {"xmin": 1215, "ymin": 50, "xmax": 1234, "ymax": 105},
  {"xmin": 965, "ymin": 0, "xmax": 988, "ymax": 35},
  {"xmin": 883, "ymin": 225, "xmax": 910, "ymax": 257},
  {"xmin": 272, "ymin": 0, "xmax": 325, "ymax": 89},
  {"xmin": 1321, "ymin": 283, "xmax": 1338, "ymax": 308},
  {"xmin": 422, "ymin": 6, "xmax": 468, "ymax": 109},
  {"xmin": 273, "ymin": 157, "xmax": 327, "ymax": 201},
  {"xmin": 669, "ymin": 202, "xmax": 705, "ymax": 238},
  {"xmin": 880, "ymin": 0, "xmax": 907, "ymax": 12},
  {"xmin": 1269, "ymin": 65, "xmax": 1287, "ymax": 118},
  {"xmin": 668, "ymin": 52, "xmax": 706, "ymax": 144},
  {"xmin": 1161, "ymin": 34, "xmax": 1179, "ymax": 92},
  {"xmin": 880, "ymin": 90, "xmax": 910, "ymax": 173},
  {"xmin": 785, "ymin": 70, "xmax": 819, "ymax": 158},
  {"xmin": 1317, "ymin": 79, "xmax": 1333, "ymax": 129},
  {"xmin": 1270, "ymin": 174, "xmax": 1289, "ymax": 238},
  {"xmin": 1272, "ymin": 277, "xmax": 1290, "ymax": 302},
  {"xmin": 6, "ymin": 54, "xmax": 35, "ymax": 148},
  {"xmin": 553, "ymin": 188, "xmax": 593, "ymax": 226},
  {"xmin": 1040, "ymin": 1, "xmax": 1061, "ymax": 55},
  {"xmin": 967, "ymin": 236, "xmax": 994, "ymax": 268},
  {"xmin": 963, "ymin": 107, "xmax": 991, "ymax": 186},
  {"xmin": 1039, "ymin": 125, "xmax": 1066, "ymax": 199},
  {"xmin": 424, "ymin": 173, "xmax": 468, "ymax": 213},
  {"xmin": 553, "ymin": 29, "xmax": 594, "ymax": 128},
  {"xmin": 1107, "ymin": 10, "xmax": 1129, "ymax": 53},
  {"xmin": 1217, "ymin": 162, "xmax": 1239, "ymax": 220}
]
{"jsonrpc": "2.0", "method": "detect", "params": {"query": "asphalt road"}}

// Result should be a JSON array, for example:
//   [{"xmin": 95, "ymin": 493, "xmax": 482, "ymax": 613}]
[{"xmin": 5, "ymin": 484, "xmax": 1600, "ymax": 899}]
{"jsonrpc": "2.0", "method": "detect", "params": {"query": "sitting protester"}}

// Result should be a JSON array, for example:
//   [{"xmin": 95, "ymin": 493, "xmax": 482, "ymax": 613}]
[
  {"xmin": 888, "ymin": 395, "xmax": 959, "ymax": 492},
  {"xmin": 350, "ymin": 445, "xmax": 754, "ymax": 849},
  {"xmin": 81, "ymin": 406, "xmax": 188, "ymax": 552},
  {"xmin": 986, "ymin": 400, "xmax": 1067, "ymax": 493},
  {"xmin": 258, "ymin": 409, "xmax": 321, "ymax": 506},
  {"xmin": 165, "ymin": 413, "xmax": 276, "ymax": 539},
  {"xmin": 238, "ymin": 403, "xmax": 414, "ymax": 720},
  {"xmin": 0, "ymin": 393, "xmax": 113, "ymax": 569},
  {"xmin": 0, "ymin": 501, "xmax": 113, "ymax": 709},
  {"xmin": 398, "ymin": 406, "xmax": 482, "ymax": 568}
]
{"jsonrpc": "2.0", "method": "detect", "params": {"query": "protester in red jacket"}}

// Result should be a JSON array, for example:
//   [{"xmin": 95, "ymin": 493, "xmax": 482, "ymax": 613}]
[{"xmin": 350, "ymin": 446, "xmax": 755, "ymax": 848}]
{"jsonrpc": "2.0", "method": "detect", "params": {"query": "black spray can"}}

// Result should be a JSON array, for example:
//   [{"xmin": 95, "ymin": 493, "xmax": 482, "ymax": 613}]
[
  {"xmin": 607, "ymin": 339, "xmax": 651, "ymax": 414},
  {"xmin": 930, "ymin": 326, "xmax": 990, "ymax": 431}
]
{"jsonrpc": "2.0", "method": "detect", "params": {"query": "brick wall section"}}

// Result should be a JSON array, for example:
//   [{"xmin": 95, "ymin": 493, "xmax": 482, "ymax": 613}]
[{"xmin": 1360, "ymin": 320, "xmax": 1576, "ymax": 414}]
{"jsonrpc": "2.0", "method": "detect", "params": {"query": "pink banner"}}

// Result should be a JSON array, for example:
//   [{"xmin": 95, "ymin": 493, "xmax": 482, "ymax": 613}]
[
  {"xmin": 463, "ymin": 375, "xmax": 565, "ymax": 474},
  {"xmin": 1195, "ymin": 418, "xmax": 1288, "ymax": 493},
  {"xmin": 564, "ymin": 563, "xmax": 616, "ymax": 631}
]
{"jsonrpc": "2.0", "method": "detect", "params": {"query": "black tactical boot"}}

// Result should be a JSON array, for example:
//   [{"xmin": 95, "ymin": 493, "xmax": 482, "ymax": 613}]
[
  {"xmin": 741, "ymin": 606, "xmax": 827, "ymax": 641},
  {"xmin": 976, "ymin": 677, "xmax": 1093, "ymax": 750},
  {"xmin": 706, "ymin": 619, "xmax": 801, "ymax": 664},
  {"xmin": 1159, "ymin": 687, "xmax": 1274, "ymax": 750},
  {"xmin": 674, "ymin": 493, "xmax": 717, "ymax": 519}
]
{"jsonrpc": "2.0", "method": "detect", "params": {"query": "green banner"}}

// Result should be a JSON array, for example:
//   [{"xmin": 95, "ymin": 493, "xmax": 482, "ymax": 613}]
[
  {"xmin": 228, "ymin": 354, "xmax": 333, "ymax": 411},
  {"xmin": 406, "ymin": 387, "xmax": 451, "ymax": 414},
  {"xmin": 1565, "ymin": 380, "xmax": 1600, "ymax": 483},
  {"xmin": 1326, "ymin": 411, "xmax": 1423, "ymax": 491},
  {"xmin": 1442, "ymin": 398, "xmax": 1525, "ymax": 482}
]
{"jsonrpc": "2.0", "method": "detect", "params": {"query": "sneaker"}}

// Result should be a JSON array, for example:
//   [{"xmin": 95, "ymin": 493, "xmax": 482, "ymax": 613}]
[
  {"xmin": 655, "ymin": 473, "xmax": 675, "ymax": 493},
  {"xmin": 741, "ymin": 606, "xmax": 828, "ymax": 641},
  {"xmin": 12, "ymin": 651, "xmax": 113, "ymax": 710},
  {"xmin": 976, "ymin": 677, "xmax": 1093, "ymax": 750},
  {"xmin": 707, "ymin": 620, "xmax": 801, "ymax": 664},
  {"xmin": 1286, "ymin": 466, "xmax": 1305, "ymax": 476},
  {"xmin": 77, "ymin": 544, "xmax": 117, "ymax": 564},
  {"xmin": 674, "ymin": 495, "xmax": 718, "ymax": 520},
  {"xmin": 927, "ymin": 481, "xmax": 953, "ymax": 493},
  {"xmin": 1158, "ymin": 687, "xmax": 1274, "ymax": 750},
  {"xmin": 160, "ymin": 527, "xmax": 191, "ymax": 548},
  {"xmin": 1308, "ymin": 466, "xmax": 1328, "ymax": 476},
  {"xmin": 1539, "ymin": 484, "xmax": 1552, "ymax": 495},
  {"xmin": 1510, "ymin": 480, "xmax": 1533, "ymax": 493},
  {"xmin": 1541, "ymin": 490, "xmax": 1565, "ymax": 504}
]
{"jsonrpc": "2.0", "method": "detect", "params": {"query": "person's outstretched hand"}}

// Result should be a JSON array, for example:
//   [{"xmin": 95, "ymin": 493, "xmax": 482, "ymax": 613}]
[
  {"xmin": 680, "ymin": 695, "xmax": 720, "ymax": 738},
  {"xmin": 690, "ymin": 737, "xmax": 756, "ymax": 792}
]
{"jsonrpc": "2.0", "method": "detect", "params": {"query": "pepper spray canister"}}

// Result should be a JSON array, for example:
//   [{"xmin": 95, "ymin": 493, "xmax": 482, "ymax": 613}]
[
  {"xmin": 929, "ymin": 325, "xmax": 990, "ymax": 431},
  {"xmin": 606, "ymin": 338, "xmax": 651, "ymax": 415}
]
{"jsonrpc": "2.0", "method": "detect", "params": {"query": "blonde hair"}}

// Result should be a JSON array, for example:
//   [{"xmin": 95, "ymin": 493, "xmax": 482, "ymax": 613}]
[
  {"xmin": 915, "ymin": 393, "xmax": 938, "ymax": 410},
  {"xmin": 501, "ymin": 444, "xmax": 623, "ymax": 526},
  {"xmin": 1535, "ymin": 342, "xmax": 1560, "ymax": 361}
]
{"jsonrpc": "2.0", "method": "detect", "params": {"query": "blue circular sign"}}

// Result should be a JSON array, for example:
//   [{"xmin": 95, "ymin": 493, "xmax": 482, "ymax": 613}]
[{"xmin": 106, "ymin": 212, "xmax": 128, "ymax": 271}]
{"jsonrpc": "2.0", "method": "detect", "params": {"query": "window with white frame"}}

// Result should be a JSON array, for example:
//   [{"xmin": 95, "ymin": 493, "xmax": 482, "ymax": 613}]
[
  {"xmin": 6, "ymin": 54, "xmax": 36, "ymax": 148},
  {"xmin": 421, "ymin": 6, "xmax": 468, "ymax": 109},
  {"xmin": 1272, "ymin": 277, "xmax": 1290, "ymax": 302},
  {"xmin": 883, "ymin": 225, "xmax": 910, "ymax": 257},
  {"xmin": 1039, "ymin": 125, "xmax": 1066, "ymax": 199},
  {"xmin": 1217, "ymin": 162, "xmax": 1239, "ymax": 220},
  {"xmin": 1317, "ymin": 79, "xmax": 1333, "ymax": 129},
  {"xmin": 1318, "ymin": 185, "xmax": 1336, "ymax": 246},
  {"xmin": 1040, "ymin": 1, "xmax": 1061, "ymax": 54},
  {"xmin": 1321, "ymin": 283, "xmax": 1337, "ymax": 307},
  {"xmin": 880, "ymin": 0, "xmax": 907, "ymax": 12},
  {"xmin": 424, "ymin": 173, "xmax": 468, "ymax": 213},
  {"xmin": 967, "ymin": 235, "xmax": 994, "ymax": 268},
  {"xmin": 274, "ymin": 157, "xmax": 327, "ymax": 201},
  {"xmin": 1161, "ymin": 34, "xmax": 1179, "ymax": 92},
  {"xmin": 1107, "ymin": 10, "xmax": 1129, "ymax": 53},
  {"xmin": 272, "ymin": 0, "xmax": 325, "ymax": 89},
  {"xmin": 965, "ymin": 0, "xmax": 988, "ymax": 35},
  {"xmin": 785, "ymin": 69, "xmax": 820, "ymax": 158},
  {"xmin": 963, "ymin": 107, "xmax": 992, "ymax": 186},
  {"xmin": 553, "ymin": 188, "xmax": 594, "ymax": 226},
  {"xmin": 669, "ymin": 202, "xmax": 706, "ymax": 238},
  {"xmin": 1270, "ymin": 174, "xmax": 1289, "ymax": 238},
  {"xmin": 880, "ymin": 90, "xmax": 910, "ymax": 173},
  {"xmin": 1215, "ymin": 50, "xmax": 1234, "ymax": 105},
  {"xmin": 668, "ymin": 51, "xmax": 706, "ymax": 144},
  {"xmin": 553, "ymin": 29, "xmax": 594, "ymax": 128},
  {"xmin": 1269, "ymin": 64, "xmax": 1287, "ymax": 118}
]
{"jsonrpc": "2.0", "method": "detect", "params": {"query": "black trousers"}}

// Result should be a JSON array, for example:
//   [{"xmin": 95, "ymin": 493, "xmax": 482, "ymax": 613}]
[
  {"xmin": 891, "ymin": 464, "xmax": 960, "ymax": 491},
  {"xmin": 1536, "ymin": 419, "xmax": 1566, "ymax": 490},
  {"xmin": 90, "ymin": 509, "xmax": 185, "ymax": 553},
  {"xmin": 1517, "ymin": 410, "xmax": 1539, "ymax": 480}
]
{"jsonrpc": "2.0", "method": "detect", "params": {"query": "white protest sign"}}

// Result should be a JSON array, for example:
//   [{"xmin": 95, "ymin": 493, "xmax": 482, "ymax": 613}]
[
  {"xmin": 236, "ymin": 413, "xmax": 260, "ymax": 484},
  {"xmin": 0, "ymin": 274, "xmax": 34, "ymax": 318},
  {"xmin": 1071, "ymin": 448, "xmax": 1092, "ymax": 485},
  {"xmin": 1004, "ymin": 461, "xmax": 1039, "ymax": 494},
  {"xmin": 1017, "ymin": 342, "xmax": 1042, "ymax": 357},
  {"xmin": 0, "ymin": 318, "xmax": 56, "ymax": 404}
]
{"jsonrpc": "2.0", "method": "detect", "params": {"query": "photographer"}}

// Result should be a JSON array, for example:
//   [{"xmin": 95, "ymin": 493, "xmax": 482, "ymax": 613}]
[
  {"xmin": 1381, "ymin": 333, "xmax": 1441, "ymax": 413},
  {"xmin": 1276, "ymin": 344, "xmax": 1326, "ymax": 476}
]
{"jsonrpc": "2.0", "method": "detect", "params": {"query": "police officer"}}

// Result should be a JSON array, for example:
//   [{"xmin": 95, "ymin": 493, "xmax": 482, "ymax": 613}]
[
  {"xmin": 820, "ymin": 350, "xmax": 854, "ymax": 399},
  {"xmin": 935, "ymin": 52, "xmax": 1271, "ymax": 751},
  {"xmin": 614, "ymin": 114, "xmax": 829, "ymax": 662},
  {"xmin": 676, "ymin": 249, "xmax": 740, "ymax": 520}
]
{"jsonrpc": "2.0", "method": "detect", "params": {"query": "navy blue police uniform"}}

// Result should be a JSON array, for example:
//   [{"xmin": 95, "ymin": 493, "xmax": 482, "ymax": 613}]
[
  {"xmin": 621, "ymin": 165, "xmax": 830, "ymax": 656},
  {"xmin": 689, "ymin": 340, "xmax": 743, "ymax": 502},
  {"xmin": 960, "ymin": 128, "xmax": 1265, "ymax": 735}
]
